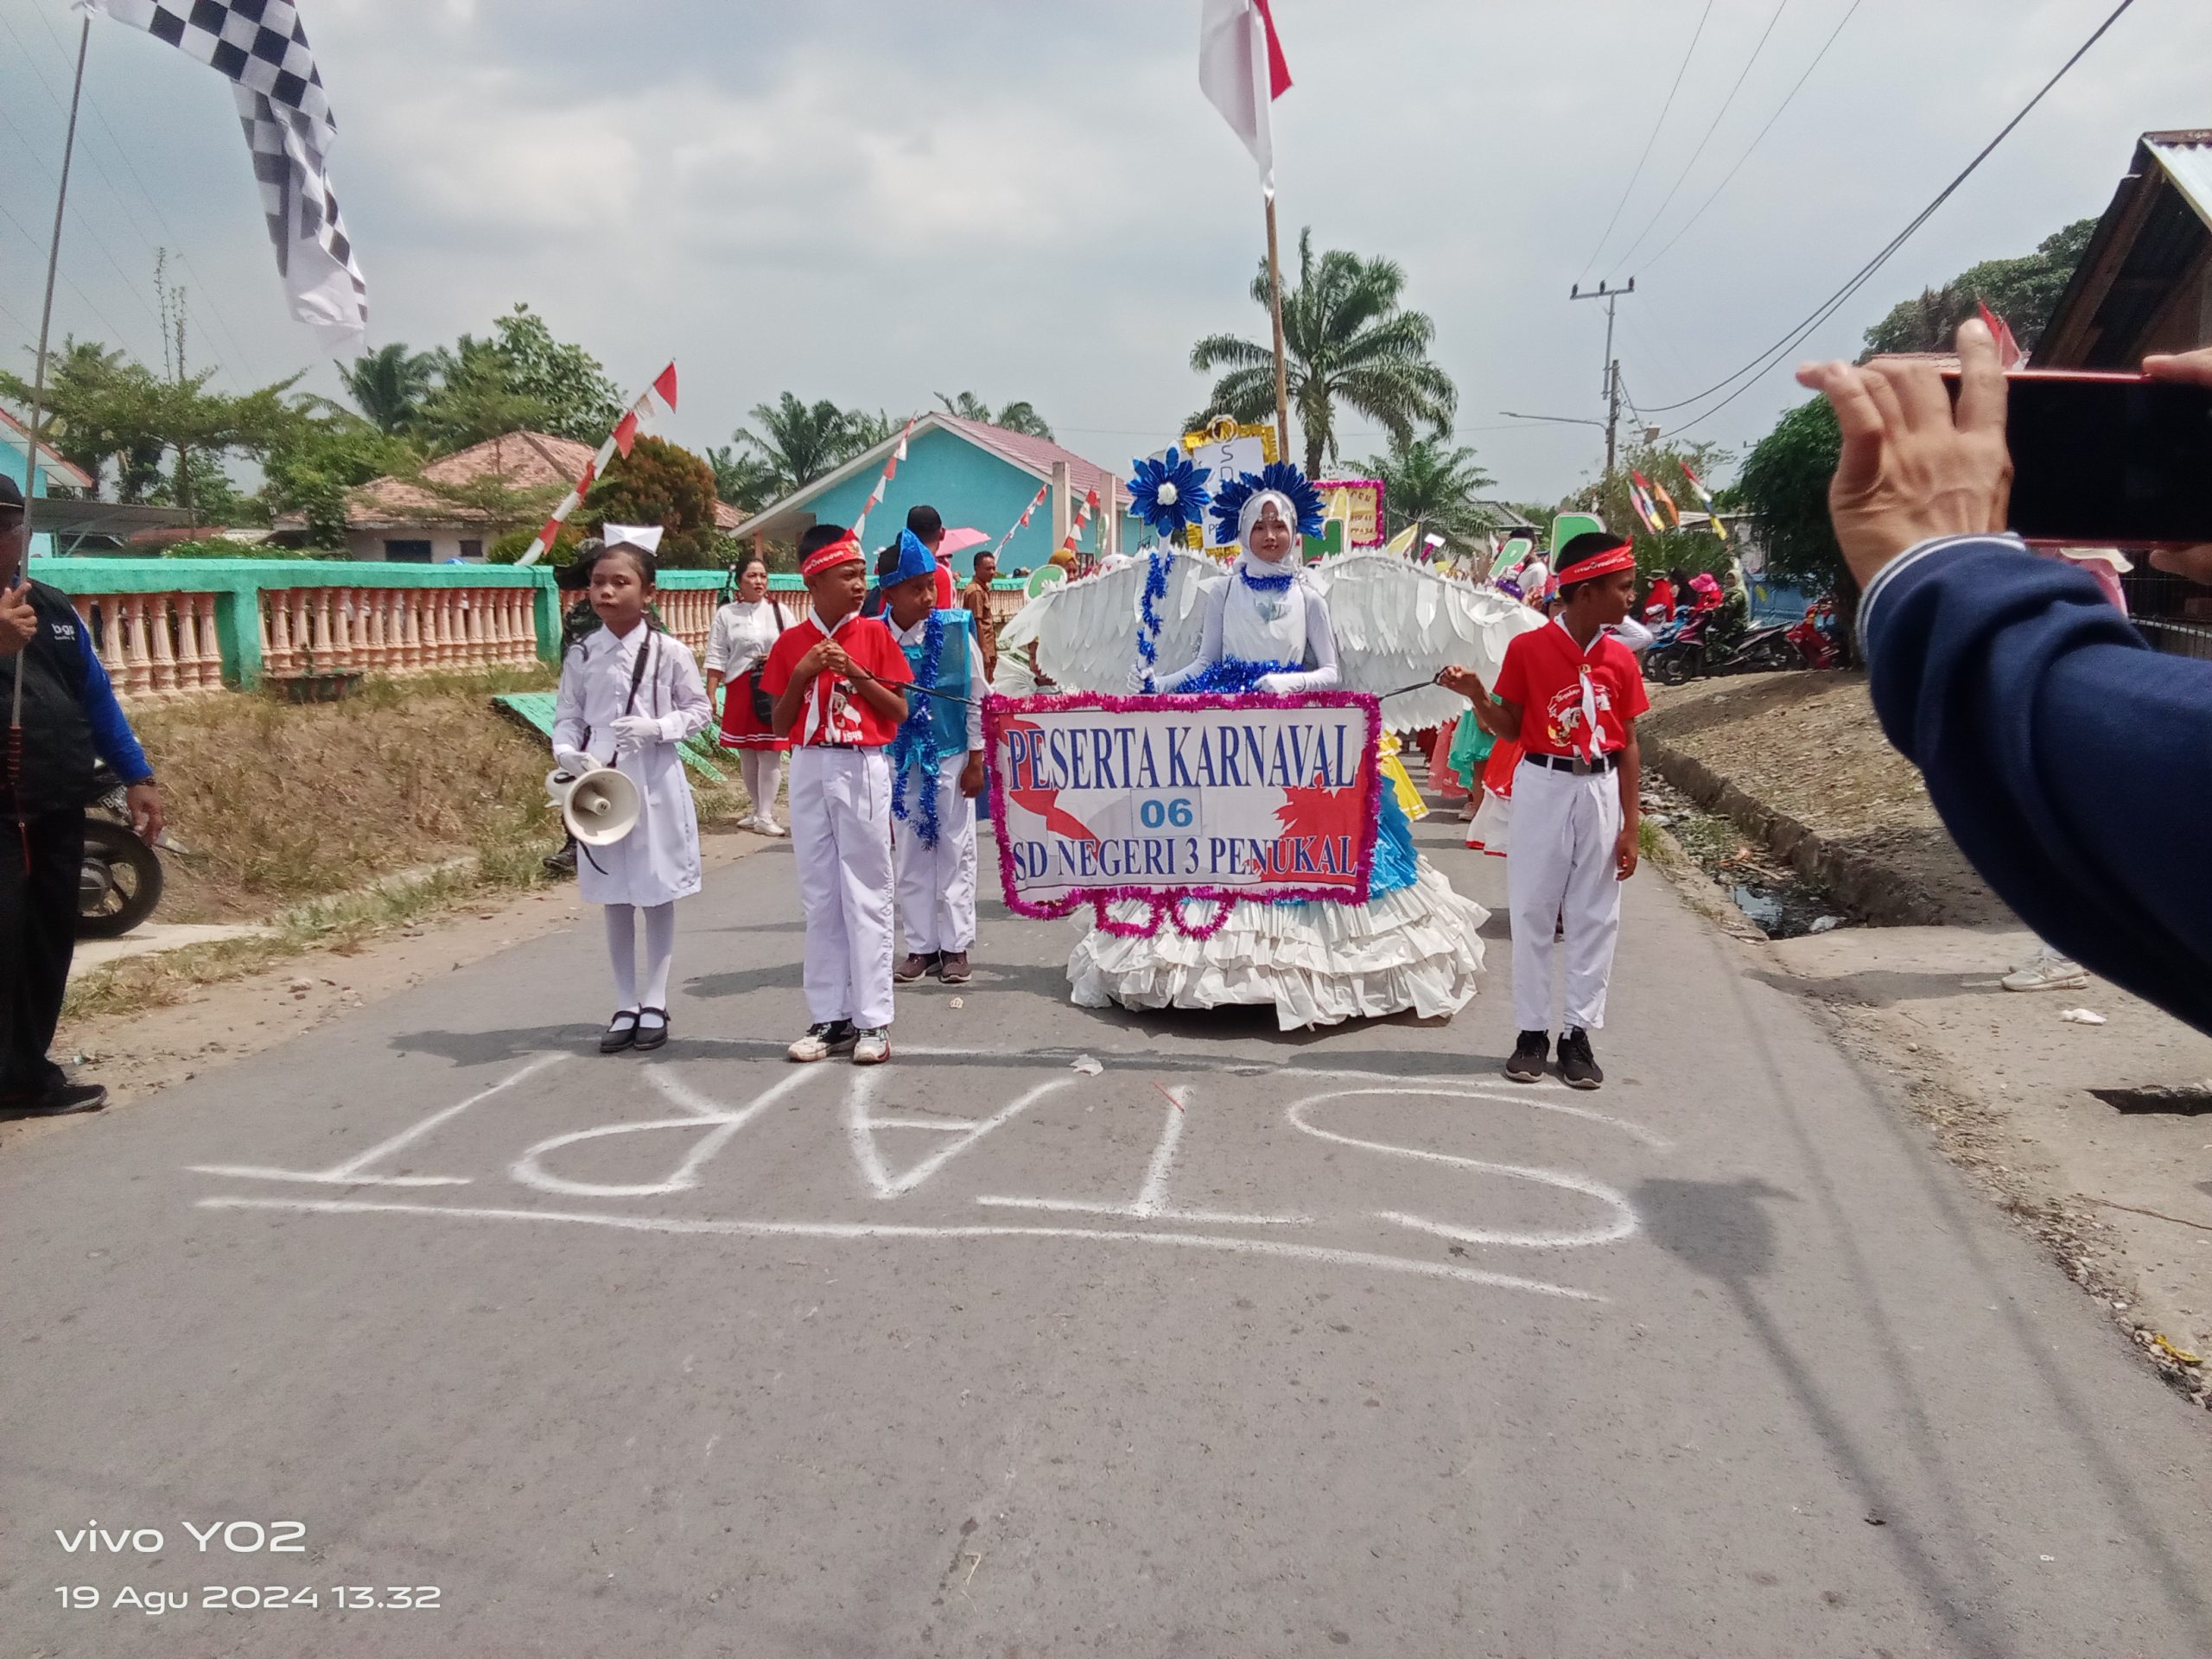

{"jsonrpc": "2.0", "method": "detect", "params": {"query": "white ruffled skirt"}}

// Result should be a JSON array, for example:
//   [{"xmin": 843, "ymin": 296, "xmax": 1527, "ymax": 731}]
[{"xmin": 1066, "ymin": 859, "xmax": 1489, "ymax": 1032}]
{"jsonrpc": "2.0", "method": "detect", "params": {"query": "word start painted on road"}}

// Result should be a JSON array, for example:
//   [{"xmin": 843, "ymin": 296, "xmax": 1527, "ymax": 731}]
[{"xmin": 985, "ymin": 691, "xmax": 1382, "ymax": 917}]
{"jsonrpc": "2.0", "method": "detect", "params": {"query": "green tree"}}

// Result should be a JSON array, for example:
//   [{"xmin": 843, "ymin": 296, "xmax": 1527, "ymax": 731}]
[
  {"xmin": 705, "ymin": 443, "xmax": 779, "ymax": 512},
  {"xmin": 1362, "ymin": 435, "xmax": 1495, "ymax": 545},
  {"xmin": 1860, "ymin": 219, "xmax": 2098, "ymax": 357},
  {"xmin": 582, "ymin": 435, "xmax": 722, "ymax": 568},
  {"xmin": 733, "ymin": 393, "xmax": 855, "ymax": 499},
  {"xmin": 935, "ymin": 390, "xmax": 1054, "ymax": 440},
  {"xmin": 261, "ymin": 412, "xmax": 421, "ymax": 545},
  {"xmin": 415, "ymin": 305, "xmax": 620, "ymax": 451},
  {"xmin": 413, "ymin": 346, "xmax": 555, "ymax": 454},
  {"xmin": 339, "ymin": 342, "xmax": 440, "ymax": 435},
  {"xmin": 1192, "ymin": 228, "xmax": 1456, "ymax": 476},
  {"xmin": 1736, "ymin": 396, "xmax": 1853, "ymax": 652}
]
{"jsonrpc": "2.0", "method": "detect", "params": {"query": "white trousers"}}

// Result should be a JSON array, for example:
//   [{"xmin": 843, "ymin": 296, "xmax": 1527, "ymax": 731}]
[
  {"xmin": 790, "ymin": 747, "xmax": 897, "ymax": 1029},
  {"xmin": 893, "ymin": 754, "xmax": 978, "ymax": 954},
  {"xmin": 1507, "ymin": 762, "xmax": 1624, "ymax": 1033}
]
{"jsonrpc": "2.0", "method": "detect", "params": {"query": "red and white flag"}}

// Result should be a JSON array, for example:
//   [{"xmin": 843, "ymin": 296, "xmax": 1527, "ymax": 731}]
[
  {"xmin": 1976, "ymin": 300, "xmax": 2025, "ymax": 370},
  {"xmin": 517, "ymin": 363, "xmax": 677, "ymax": 565},
  {"xmin": 1198, "ymin": 0, "xmax": 1292, "ymax": 188}
]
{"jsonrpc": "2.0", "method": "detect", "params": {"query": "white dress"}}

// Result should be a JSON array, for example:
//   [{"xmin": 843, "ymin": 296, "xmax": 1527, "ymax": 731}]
[
  {"xmin": 1067, "ymin": 557, "xmax": 1491, "ymax": 1030},
  {"xmin": 552, "ymin": 622, "xmax": 713, "ymax": 908}
]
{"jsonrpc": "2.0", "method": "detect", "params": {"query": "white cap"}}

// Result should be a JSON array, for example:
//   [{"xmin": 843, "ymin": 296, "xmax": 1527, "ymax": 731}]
[{"xmin": 602, "ymin": 524, "xmax": 664, "ymax": 555}]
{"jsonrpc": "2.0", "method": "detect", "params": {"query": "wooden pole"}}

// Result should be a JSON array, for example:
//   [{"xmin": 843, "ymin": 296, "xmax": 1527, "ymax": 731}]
[{"xmin": 1264, "ymin": 188, "xmax": 1290, "ymax": 466}]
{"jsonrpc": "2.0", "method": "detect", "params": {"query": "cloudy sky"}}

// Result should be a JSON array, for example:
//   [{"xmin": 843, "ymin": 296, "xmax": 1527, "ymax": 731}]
[{"xmin": 2, "ymin": 0, "xmax": 2204, "ymax": 501}]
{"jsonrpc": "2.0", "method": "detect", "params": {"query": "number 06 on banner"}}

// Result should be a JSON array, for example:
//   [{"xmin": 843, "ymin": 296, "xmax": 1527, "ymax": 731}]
[{"xmin": 983, "ymin": 690, "xmax": 1384, "ymax": 918}]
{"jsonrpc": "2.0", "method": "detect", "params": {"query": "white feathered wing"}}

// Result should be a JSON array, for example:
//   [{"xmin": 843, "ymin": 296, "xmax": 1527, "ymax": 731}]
[
  {"xmin": 1310, "ymin": 552, "xmax": 1546, "ymax": 732},
  {"xmin": 1018, "ymin": 549, "xmax": 1219, "ymax": 694}
]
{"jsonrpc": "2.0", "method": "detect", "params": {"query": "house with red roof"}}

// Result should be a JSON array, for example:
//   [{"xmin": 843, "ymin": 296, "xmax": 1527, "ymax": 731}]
[{"xmin": 730, "ymin": 414, "xmax": 1126, "ymax": 575}]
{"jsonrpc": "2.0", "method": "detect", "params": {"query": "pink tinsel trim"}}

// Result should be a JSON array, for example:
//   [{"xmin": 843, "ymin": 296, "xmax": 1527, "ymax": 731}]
[{"xmin": 983, "ymin": 689, "xmax": 1386, "ymax": 932}]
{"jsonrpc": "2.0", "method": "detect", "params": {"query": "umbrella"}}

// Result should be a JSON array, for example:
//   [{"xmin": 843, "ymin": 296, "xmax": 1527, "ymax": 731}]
[{"xmin": 938, "ymin": 527, "xmax": 989, "ymax": 559}]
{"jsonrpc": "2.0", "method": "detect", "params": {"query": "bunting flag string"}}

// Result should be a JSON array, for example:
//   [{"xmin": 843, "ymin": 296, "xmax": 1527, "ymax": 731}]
[
  {"xmin": 1626, "ymin": 470, "xmax": 1664, "ymax": 536},
  {"xmin": 1680, "ymin": 461, "xmax": 1730, "ymax": 543},
  {"xmin": 516, "ymin": 363, "xmax": 678, "ymax": 565},
  {"xmin": 990, "ymin": 479, "xmax": 1052, "ymax": 559},
  {"xmin": 849, "ymin": 416, "xmax": 918, "ymax": 544},
  {"xmin": 1057, "ymin": 486, "xmax": 1102, "ymax": 560}
]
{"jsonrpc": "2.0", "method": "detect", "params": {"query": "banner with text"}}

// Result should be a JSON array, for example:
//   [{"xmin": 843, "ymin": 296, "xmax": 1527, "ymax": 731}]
[{"xmin": 986, "ymin": 691, "xmax": 1383, "ymax": 921}]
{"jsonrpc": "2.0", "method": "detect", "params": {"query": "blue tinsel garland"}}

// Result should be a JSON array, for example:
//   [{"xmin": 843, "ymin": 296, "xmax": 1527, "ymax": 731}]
[
  {"xmin": 1174, "ymin": 657, "xmax": 1302, "ymax": 696},
  {"xmin": 1135, "ymin": 548, "xmax": 1171, "ymax": 691},
  {"xmin": 889, "ymin": 610, "xmax": 947, "ymax": 849},
  {"xmin": 1237, "ymin": 564, "xmax": 1297, "ymax": 594}
]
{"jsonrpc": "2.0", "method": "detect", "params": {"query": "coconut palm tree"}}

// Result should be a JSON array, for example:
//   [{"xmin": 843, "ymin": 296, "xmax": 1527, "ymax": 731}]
[
  {"xmin": 733, "ymin": 393, "xmax": 856, "ymax": 499},
  {"xmin": 1363, "ymin": 435, "xmax": 1497, "ymax": 546},
  {"xmin": 1192, "ymin": 229, "xmax": 1456, "ymax": 477},
  {"xmin": 339, "ymin": 342, "xmax": 440, "ymax": 435},
  {"xmin": 935, "ymin": 390, "xmax": 1055, "ymax": 441}
]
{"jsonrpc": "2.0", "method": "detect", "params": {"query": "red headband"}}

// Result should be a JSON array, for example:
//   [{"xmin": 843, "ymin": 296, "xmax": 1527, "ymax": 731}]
[
  {"xmin": 1554, "ymin": 540, "xmax": 1637, "ymax": 587},
  {"xmin": 800, "ymin": 532, "xmax": 862, "ymax": 578}
]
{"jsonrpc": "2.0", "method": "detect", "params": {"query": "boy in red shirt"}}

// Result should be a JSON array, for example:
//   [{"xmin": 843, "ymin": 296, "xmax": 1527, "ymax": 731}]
[
  {"xmin": 1446, "ymin": 531, "xmax": 1646, "ymax": 1089},
  {"xmin": 760, "ymin": 524, "xmax": 912, "ymax": 1065}
]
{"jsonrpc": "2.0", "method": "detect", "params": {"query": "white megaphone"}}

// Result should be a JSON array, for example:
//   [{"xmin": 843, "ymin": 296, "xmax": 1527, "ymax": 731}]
[{"xmin": 546, "ymin": 763, "xmax": 642, "ymax": 848}]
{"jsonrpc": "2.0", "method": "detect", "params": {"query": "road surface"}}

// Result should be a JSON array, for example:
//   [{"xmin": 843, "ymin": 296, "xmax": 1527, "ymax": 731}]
[{"xmin": 5, "ymin": 814, "xmax": 2209, "ymax": 1657}]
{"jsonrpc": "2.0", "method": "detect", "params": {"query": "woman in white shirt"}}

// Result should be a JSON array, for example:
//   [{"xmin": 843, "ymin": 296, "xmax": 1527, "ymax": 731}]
[{"xmin": 703, "ymin": 551, "xmax": 793, "ymax": 836}]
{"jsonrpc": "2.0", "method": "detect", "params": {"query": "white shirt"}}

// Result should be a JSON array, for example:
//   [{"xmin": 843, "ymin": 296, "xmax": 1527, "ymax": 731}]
[
  {"xmin": 703, "ymin": 596, "xmax": 789, "ymax": 677},
  {"xmin": 1159, "ymin": 555, "xmax": 1341, "ymax": 694},
  {"xmin": 893, "ymin": 611, "xmax": 988, "ymax": 751}
]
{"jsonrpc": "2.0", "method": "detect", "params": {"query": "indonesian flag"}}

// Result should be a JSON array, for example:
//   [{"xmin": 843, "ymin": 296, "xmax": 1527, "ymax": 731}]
[
  {"xmin": 1977, "ymin": 300, "xmax": 2025, "ymax": 370},
  {"xmin": 1199, "ymin": 0, "xmax": 1292, "ymax": 188}
]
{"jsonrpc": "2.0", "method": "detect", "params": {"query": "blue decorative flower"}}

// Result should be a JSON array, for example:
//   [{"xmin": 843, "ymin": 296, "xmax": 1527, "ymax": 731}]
[
  {"xmin": 1208, "ymin": 461, "xmax": 1326, "ymax": 544},
  {"xmin": 1127, "ymin": 451, "xmax": 1213, "ymax": 543}
]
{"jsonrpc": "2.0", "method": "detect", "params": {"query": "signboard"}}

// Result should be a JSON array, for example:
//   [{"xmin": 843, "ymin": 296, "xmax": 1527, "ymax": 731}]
[
  {"xmin": 1178, "ymin": 418, "xmax": 1279, "ymax": 552},
  {"xmin": 986, "ymin": 691, "xmax": 1383, "ymax": 920},
  {"xmin": 1315, "ymin": 478, "xmax": 1386, "ymax": 550}
]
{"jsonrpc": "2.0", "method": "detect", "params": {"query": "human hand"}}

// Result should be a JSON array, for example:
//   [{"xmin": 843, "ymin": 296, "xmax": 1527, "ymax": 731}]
[
  {"xmin": 960, "ymin": 753, "xmax": 987, "ymax": 799},
  {"xmin": 1794, "ymin": 317, "xmax": 2012, "ymax": 588},
  {"xmin": 126, "ymin": 782, "xmax": 164, "ymax": 845},
  {"xmin": 796, "ymin": 642, "xmax": 833, "ymax": 679},
  {"xmin": 553, "ymin": 747, "xmax": 595, "ymax": 778},
  {"xmin": 610, "ymin": 715, "xmax": 659, "ymax": 753},
  {"xmin": 2142, "ymin": 348, "xmax": 2212, "ymax": 584},
  {"xmin": 817, "ymin": 643, "xmax": 855, "ymax": 678},
  {"xmin": 0, "ymin": 582, "xmax": 33, "ymax": 656},
  {"xmin": 1614, "ymin": 823, "xmax": 1639, "ymax": 883},
  {"xmin": 1436, "ymin": 664, "xmax": 1484, "ymax": 701}
]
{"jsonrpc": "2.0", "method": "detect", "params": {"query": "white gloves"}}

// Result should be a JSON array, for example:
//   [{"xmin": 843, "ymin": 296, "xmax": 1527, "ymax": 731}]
[
  {"xmin": 1255, "ymin": 672, "xmax": 1289, "ymax": 695},
  {"xmin": 552, "ymin": 747, "xmax": 596, "ymax": 778},
  {"xmin": 610, "ymin": 715, "xmax": 662, "ymax": 753},
  {"xmin": 1125, "ymin": 661, "xmax": 1155, "ymax": 692}
]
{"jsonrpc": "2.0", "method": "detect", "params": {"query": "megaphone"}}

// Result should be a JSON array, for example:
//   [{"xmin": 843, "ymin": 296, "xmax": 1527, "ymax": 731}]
[{"xmin": 545, "ymin": 765, "xmax": 642, "ymax": 848}]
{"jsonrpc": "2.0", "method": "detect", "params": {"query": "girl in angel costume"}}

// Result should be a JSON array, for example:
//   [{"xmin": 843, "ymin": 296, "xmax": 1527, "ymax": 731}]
[{"xmin": 1038, "ymin": 461, "xmax": 1538, "ymax": 1030}]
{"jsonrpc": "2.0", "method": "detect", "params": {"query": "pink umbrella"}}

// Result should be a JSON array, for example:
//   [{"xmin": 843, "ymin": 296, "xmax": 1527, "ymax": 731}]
[{"xmin": 937, "ymin": 527, "xmax": 989, "ymax": 559}]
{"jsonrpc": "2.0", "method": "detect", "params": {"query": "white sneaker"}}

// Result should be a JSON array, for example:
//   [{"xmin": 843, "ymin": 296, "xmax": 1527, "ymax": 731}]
[
  {"xmin": 851, "ymin": 1027, "xmax": 891, "ymax": 1065},
  {"xmin": 2001, "ymin": 947, "xmax": 2089, "ymax": 993},
  {"xmin": 787, "ymin": 1021, "xmax": 855, "ymax": 1062},
  {"xmin": 762, "ymin": 818, "xmax": 789, "ymax": 838}
]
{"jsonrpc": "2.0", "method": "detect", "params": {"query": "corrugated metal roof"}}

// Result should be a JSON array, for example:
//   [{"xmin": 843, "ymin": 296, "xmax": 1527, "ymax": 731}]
[{"xmin": 2145, "ymin": 132, "xmax": 2212, "ymax": 228}]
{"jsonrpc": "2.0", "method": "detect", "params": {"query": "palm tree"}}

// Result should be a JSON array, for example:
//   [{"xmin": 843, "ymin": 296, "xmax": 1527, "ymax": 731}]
[
  {"xmin": 339, "ymin": 342, "xmax": 440, "ymax": 435},
  {"xmin": 1363, "ymin": 435, "xmax": 1497, "ymax": 546},
  {"xmin": 1192, "ymin": 229, "xmax": 1456, "ymax": 477},
  {"xmin": 706, "ymin": 444, "xmax": 779, "ymax": 512},
  {"xmin": 935, "ymin": 390, "xmax": 1055, "ymax": 441},
  {"xmin": 733, "ymin": 393, "xmax": 855, "ymax": 499}
]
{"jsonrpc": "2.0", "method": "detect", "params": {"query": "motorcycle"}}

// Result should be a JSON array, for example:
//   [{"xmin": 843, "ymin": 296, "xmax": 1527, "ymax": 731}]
[
  {"xmin": 77, "ymin": 765, "xmax": 168, "ymax": 939},
  {"xmin": 1644, "ymin": 607, "xmax": 1801, "ymax": 684},
  {"xmin": 1785, "ymin": 600, "xmax": 1841, "ymax": 670}
]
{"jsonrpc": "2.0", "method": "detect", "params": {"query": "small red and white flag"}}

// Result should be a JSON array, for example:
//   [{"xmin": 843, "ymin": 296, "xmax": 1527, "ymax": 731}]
[
  {"xmin": 517, "ymin": 363, "xmax": 677, "ymax": 565},
  {"xmin": 850, "ymin": 416, "xmax": 917, "ymax": 544},
  {"xmin": 1976, "ymin": 300, "xmax": 2025, "ymax": 370},
  {"xmin": 1199, "ymin": 0, "xmax": 1292, "ymax": 188}
]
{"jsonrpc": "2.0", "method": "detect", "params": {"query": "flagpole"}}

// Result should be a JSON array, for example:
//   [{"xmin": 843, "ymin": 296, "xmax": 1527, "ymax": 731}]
[{"xmin": 1264, "ymin": 185, "xmax": 1290, "ymax": 466}]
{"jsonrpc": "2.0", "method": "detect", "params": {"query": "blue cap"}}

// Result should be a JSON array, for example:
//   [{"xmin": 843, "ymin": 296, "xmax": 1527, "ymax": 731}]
[{"xmin": 887, "ymin": 527, "xmax": 937, "ymax": 588}]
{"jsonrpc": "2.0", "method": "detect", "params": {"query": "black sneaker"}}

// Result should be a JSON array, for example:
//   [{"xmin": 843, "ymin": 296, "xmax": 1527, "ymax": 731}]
[
  {"xmin": 8, "ymin": 1080, "xmax": 107, "ymax": 1116},
  {"xmin": 1504, "ymin": 1030, "xmax": 1548, "ymax": 1084},
  {"xmin": 787, "ymin": 1020, "xmax": 857, "ymax": 1063},
  {"xmin": 1559, "ymin": 1027, "xmax": 1604, "ymax": 1090},
  {"xmin": 543, "ymin": 840, "xmax": 578, "ymax": 877}
]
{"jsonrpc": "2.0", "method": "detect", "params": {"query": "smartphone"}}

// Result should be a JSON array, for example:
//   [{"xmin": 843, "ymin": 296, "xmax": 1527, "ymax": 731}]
[{"xmin": 1942, "ymin": 369, "xmax": 2212, "ymax": 548}]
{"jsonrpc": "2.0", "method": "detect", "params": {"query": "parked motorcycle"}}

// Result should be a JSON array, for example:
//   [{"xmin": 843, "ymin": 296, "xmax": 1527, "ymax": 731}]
[
  {"xmin": 77, "ymin": 765, "xmax": 168, "ymax": 939},
  {"xmin": 1785, "ymin": 599, "xmax": 1841, "ymax": 670},
  {"xmin": 1644, "ymin": 609, "xmax": 1801, "ymax": 684}
]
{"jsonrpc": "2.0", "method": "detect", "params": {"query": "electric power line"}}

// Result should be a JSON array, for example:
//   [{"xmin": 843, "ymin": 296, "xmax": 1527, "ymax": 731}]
[
  {"xmin": 1607, "ymin": 0, "xmax": 1796, "ymax": 279},
  {"xmin": 0, "ymin": 196, "xmax": 137, "ymax": 350},
  {"xmin": 1577, "ymin": 0, "xmax": 1718, "ymax": 284},
  {"xmin": 0, "ymin": 102, "xmax": 167, "ymax": 331},
  {"xmin": 1635, "ymin": 0, "xmax": 2140, "ymax": 435},
  {"xmin": 1639, "ymin": 0, "xmax": 1865, "ymax": 278}
]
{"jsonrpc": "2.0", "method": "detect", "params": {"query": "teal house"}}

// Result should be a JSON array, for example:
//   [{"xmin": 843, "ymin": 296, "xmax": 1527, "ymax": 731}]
[
  {"xmin": 734, "ymin": 414, "xmax": 1129, "ymax": 575},
  {"xmin": 3, "ymin": 408, "xmax": 96, "ymax": 559}
]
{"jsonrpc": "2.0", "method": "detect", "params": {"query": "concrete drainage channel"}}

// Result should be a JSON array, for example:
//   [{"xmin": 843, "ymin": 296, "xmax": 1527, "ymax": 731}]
[{"xmin": 1644, "ymin": 777, "xmax": 1848, "ymax": 941}]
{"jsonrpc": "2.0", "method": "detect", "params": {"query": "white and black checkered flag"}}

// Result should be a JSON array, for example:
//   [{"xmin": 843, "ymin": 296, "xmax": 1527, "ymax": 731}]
[{"xmin": 79, "ymin": 0, "xmax": 367, "ymax": 350}]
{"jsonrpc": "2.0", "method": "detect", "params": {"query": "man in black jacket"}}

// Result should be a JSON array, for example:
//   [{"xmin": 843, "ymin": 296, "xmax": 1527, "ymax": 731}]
[{"xmin": 0, "ymin": 474, "xmax": 162, "ymax": 1116}]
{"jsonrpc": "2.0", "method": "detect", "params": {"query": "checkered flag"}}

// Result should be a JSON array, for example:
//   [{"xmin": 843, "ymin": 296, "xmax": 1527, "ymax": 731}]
[{"xmin": 81, "ymin": 0, "xmax": 367, "ymax": 350}]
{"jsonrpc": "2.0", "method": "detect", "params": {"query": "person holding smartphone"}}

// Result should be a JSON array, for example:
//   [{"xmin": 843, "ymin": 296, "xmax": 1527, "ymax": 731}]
[
  {"xmin": 1795, "ymin": 320, "xmax": 2212, "ymax": 1037},
  {"xmin": 0, "ymin": 473, "xmax": 162, "ymax": 1116}
]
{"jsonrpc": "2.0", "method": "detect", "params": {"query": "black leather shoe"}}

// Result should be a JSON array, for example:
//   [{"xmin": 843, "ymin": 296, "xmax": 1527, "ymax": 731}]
[
  {"xmin": 9, "ymin": 1081, "xmax": 107, "ymax": 1116},
  {"xmin": 599, "ymin": 1010, "xmax": 640, "ymax": 1054},
  {"xmin": 633, "ymin": 1008, "xmax": 670, "ymax": 1052}
]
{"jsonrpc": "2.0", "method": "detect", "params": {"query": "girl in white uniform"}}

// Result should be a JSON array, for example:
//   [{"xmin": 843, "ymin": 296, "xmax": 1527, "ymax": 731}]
[
  {"xmin": 550, "ymin": 528, "xmax": 713, "ymax": 1053},
  {"xmin": 703, "ymin": 550, "xmax": 792, "ymax": 837}
]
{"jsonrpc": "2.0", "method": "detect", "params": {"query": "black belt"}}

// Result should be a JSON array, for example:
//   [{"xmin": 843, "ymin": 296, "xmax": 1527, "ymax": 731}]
[{"xmin": 1522, "ymin": 751, "xmax": 1621, "ymax": 776}]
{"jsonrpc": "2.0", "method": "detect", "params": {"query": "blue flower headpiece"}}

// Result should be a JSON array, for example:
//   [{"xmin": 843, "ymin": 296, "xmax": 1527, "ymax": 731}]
[
  {"xmin": 1126, "ymin": 451, "xmax": 1212, "ymax": 543},
  {"xmin": 1208, "ymin": 460, "xmax": 1325, "ymax": 543}
]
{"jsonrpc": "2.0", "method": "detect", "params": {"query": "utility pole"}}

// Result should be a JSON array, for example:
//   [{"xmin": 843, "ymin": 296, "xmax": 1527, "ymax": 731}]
[{"xmin": 1570, "ymin": 277, "xmax": 1634, "ymax": 476}]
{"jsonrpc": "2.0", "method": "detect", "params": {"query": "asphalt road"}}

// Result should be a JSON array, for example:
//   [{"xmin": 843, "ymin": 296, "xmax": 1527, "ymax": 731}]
[{"xmin": 5, "ymin": 813, "xmax": 2209, "ymax": 1658}]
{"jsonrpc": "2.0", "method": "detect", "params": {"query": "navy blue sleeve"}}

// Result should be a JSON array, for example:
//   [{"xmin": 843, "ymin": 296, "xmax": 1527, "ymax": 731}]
[
  {"xmin": 73, "ymin": 622, "xmax": 153, "ymax": 785},
  {"xmin": 1863, "ymin": 535, "xmax": 2212, "ymax": 1034}
]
